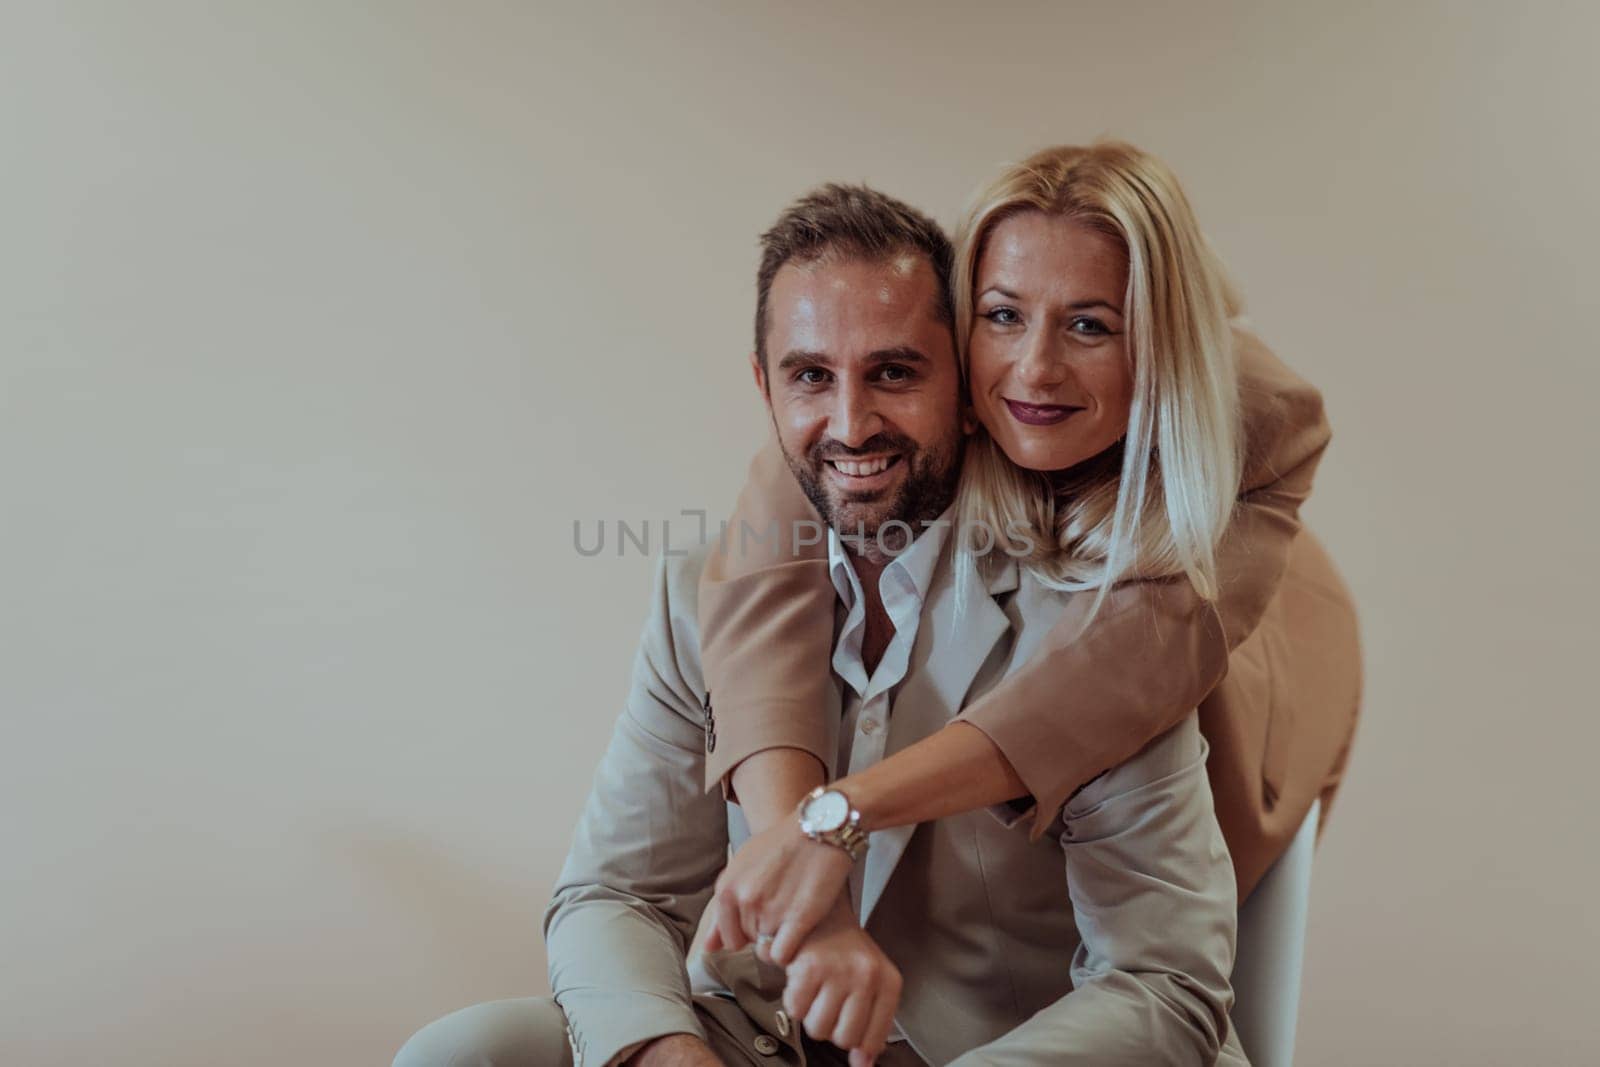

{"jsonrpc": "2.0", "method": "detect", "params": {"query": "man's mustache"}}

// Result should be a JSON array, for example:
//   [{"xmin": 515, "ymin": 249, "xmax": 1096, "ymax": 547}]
[{"xmin": 809, "ymin": 434, "xmax": 918, "ymax": 462}]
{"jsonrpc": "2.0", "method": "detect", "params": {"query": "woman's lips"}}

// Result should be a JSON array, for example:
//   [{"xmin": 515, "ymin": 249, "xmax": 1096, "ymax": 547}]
[{"xmin": 1003, "ymin": 399, "xmax": 1083, "ymax": 426}]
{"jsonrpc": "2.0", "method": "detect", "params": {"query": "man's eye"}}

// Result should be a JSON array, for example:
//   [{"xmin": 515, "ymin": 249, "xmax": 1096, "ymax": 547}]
[
  {"xmin": 796, "ymin": 367, "xmax": 831, "ymax": 385},
  {"xmin": 879, "ymin": 364, "xmax": 915, "ymax": 383},
  {"xmin": 983, "ymin": 307, "xmax": 1021, "ymax": 325}
]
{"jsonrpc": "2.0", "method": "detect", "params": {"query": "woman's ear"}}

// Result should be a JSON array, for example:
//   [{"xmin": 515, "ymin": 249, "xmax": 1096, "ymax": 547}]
[{"xmin": 961, "ymin": 403, "xmax": 980, "ymax": 436}]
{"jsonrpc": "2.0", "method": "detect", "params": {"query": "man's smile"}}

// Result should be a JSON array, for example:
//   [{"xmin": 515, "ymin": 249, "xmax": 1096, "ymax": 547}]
[{"xmin": 823, "ymin": 453, "xmax": 904, "ymax": 492}]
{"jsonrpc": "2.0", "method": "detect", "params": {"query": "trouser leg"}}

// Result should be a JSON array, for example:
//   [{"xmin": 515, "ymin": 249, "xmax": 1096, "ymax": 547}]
[
  {"xmin": 393, "ymin": 996, "xmax": 571, "ymax": 1067},
  {"xmin": 391, "ymin": 992, "xmax": 777, "ymax": 1067},
  {"xmin": 392, "ymin": 950, "xmax": 927, "ymax": 1067}
]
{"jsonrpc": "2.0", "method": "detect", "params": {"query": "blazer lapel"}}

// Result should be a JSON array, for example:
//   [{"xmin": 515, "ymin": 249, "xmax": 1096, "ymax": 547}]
[{"xmin": 857, "ymin": 551, "xmax": 1016, "ymax": 924}]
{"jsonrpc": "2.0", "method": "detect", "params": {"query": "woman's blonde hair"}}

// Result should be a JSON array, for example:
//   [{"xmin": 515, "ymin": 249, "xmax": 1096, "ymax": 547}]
[{"xmin": 951, "ymin": 141, "xmax": 1243, "ymax": 626}]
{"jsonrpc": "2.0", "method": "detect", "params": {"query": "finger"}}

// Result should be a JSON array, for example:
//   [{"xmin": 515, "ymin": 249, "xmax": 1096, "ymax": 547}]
[
  {"xmin": 738, "ymin": 893, "xmax": 769, "ymax": 949},
  {"xmin": 830, "ymin": 989, "xmax": 873, "ymax": 1052},
  {"xmin": 783, "ymin": 962, "xmax": 822, "ymax": 1023},
  {"xmin": 860, "ymin": 977, "xmax": 898, "ymax": 1059},
  {"xmin": 768, "ymin": 913, "xmax": 806, "ymax": 967},
  {"xmin": 848, "ymin": 1049, "xmax": 876, "ymax": 1067},
  {"xmin": 713, "ymin": 894, "xmax": 749, "ymax": 952},
  {"xmin": 773, "ymin": 882, "xmax": 847, "ymax": 967},
  {"xmin": 803, "ymin": 983, "xmax": 846, "ymax": 1045},
  {"xmin": 703, "ymin": 924, "xmax": 723, "ymax": 952}
]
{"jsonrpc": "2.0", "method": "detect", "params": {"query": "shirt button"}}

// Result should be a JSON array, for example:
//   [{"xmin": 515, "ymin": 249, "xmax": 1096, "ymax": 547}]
[
  {"xmin": 753, "ymin": 1034, "xmax": 780, "ymax": 1055},
  {"xmin": 860, "ymin": 718, "xmax": 880, "ymax": 735}
]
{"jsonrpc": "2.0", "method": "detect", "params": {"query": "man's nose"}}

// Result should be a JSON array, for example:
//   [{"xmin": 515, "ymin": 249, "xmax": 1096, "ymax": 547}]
[
  {"xmin": 828, "ymin": 379, "xmax": 886, "ymax": 448},
  {"xmin": 1016, "ymin": 328, "xmax": 1069, "ymax": 391}
]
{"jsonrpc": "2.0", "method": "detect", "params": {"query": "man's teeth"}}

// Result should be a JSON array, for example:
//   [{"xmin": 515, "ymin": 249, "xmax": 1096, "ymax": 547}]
[{"xmin": 831, "ymin": 457, "xmax": 894, "ymax": 477}]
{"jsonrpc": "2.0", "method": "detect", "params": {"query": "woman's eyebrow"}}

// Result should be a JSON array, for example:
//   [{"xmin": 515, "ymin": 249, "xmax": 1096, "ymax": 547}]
[{"xmin": 981, "ymin": 286, "xmax": 1124, "ymax": 315}]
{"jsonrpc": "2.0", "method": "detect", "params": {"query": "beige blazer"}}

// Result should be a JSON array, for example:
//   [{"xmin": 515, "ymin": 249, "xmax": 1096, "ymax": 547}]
[
  {"xmin": 698, "ymin": 327, "xmax": 1363, "ymax": 898},
  {"xmin": 545, "ymin": 543, "xmax": 1250, "ymax": 1067}
]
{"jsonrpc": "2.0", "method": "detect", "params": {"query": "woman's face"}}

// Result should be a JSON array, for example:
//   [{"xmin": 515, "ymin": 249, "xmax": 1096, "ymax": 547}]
[{"xmin": 968, "ymin": 211, "xmax": 1134, "ymax": 472}]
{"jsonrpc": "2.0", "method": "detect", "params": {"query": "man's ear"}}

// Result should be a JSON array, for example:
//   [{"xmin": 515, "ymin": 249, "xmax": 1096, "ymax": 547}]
[{"xmin": 749, "ymin": 351, "xmax": 770, "ymax": 401}]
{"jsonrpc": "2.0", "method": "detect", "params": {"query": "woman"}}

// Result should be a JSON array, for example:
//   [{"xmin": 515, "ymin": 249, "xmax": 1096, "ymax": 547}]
[{"xmin": 698, "ymin": 141, "xmax": 1360, "ymax": 1005}]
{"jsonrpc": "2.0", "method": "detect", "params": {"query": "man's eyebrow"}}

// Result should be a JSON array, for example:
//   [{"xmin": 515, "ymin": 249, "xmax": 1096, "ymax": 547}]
[
  {"xmin": 775, "ymin": 350, "xmax": 831, "ymax": 372},
  {"xmin": 979, "ymin": 285, "xmax": 1123, "ymax": 315},
  {"xmin": 866, "ymin": 346, "xmax": 930, "ymax": 365}
]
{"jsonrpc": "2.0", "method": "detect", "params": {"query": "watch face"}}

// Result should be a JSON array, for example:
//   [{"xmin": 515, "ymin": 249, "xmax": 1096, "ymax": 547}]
[{"xmin": 801, "ymin": 790, "xmax": 850, "ymax": 834}]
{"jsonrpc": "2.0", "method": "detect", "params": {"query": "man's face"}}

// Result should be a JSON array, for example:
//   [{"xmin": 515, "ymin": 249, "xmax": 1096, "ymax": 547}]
[{"xmin": 753, "ymin": 253, "xmax": 968, "ymax": 551}]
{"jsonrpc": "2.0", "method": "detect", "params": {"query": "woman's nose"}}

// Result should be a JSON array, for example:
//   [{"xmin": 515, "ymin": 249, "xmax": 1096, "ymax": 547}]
[{"xmin": 1015, "ymin": 329, "xmax": 1068, "ymax": 390}]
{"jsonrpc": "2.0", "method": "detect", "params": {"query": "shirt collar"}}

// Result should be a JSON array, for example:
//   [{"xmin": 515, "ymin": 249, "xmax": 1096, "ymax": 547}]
[{"xmin": 825, "ymin": 505, "xmax": 954, "ymax": 607}]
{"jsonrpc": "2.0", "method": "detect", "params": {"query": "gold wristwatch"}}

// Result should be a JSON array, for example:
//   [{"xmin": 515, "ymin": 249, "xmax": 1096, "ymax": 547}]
[{"xmin": 796, "ymin": 785, "xmax": 868, "ymax": 861}]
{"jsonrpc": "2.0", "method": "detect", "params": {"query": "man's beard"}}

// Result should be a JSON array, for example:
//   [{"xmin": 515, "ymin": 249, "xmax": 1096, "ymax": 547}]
[{"xmin": 784, "ymin": 429, "xmax": 964, "ymax": 562}]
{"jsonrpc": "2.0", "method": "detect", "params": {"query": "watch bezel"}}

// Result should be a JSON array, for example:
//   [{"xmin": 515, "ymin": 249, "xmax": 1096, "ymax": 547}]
[{"xmin": 799, "ymin": 787, "xmax": 851, "ymax": 834}]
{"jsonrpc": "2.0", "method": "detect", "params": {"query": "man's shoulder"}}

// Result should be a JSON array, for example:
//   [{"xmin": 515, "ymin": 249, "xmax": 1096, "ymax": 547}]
[
  {"xmin": 635, "ymin": 544, "xmax": 711, "ymax": 700},
  {"xmin": 657, "ymin": 542, "xmax": 713, "ymax": 630}
]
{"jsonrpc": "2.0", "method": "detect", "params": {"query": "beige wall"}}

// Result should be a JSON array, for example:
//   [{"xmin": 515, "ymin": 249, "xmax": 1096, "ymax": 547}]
[{"xmin": 3, "ymin": 2, "xmax": 1595, "ymax": 1064}]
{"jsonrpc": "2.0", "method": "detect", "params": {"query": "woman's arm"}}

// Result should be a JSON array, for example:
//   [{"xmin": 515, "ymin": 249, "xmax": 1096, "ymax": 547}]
[
  {"xmin": 698, "ymin": 328, "xmax": 1328, "ymax": 959},
  {"xmin": 698, "ymin": 438, "xmax": 835, "ymax": 800},
  {"xmin": 700, "ymin": 328, "xmax": 1324, "ymax": 825}
]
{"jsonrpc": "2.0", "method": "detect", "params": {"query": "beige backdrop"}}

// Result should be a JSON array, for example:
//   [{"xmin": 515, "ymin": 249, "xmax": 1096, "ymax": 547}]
[{"xmin": 3, "ymin": 2, "xmax": 1595, "ymax": 1064}]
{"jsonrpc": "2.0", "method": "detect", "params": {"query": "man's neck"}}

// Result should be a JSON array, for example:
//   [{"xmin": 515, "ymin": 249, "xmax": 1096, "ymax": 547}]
[{"xmin": 846, "ymin": 547, "xmax": 894, "ymax": 675}]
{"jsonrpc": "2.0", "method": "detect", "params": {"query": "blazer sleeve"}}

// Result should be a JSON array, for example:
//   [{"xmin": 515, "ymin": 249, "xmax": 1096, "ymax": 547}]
[
  {"xmin": 543, "ymin": 554, "xmax": 731, "ymax": 1067},
  {"xmin": 697, "ymin": 436, "xmax": 836, "ymax": 796},
  {"xmin": 945, "ymin": 715, "xmax": 1240, "ymax": 1067}
]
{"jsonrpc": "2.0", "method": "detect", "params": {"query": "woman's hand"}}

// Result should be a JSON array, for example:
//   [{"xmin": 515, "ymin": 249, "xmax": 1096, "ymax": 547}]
[
  {"xmin": 704, "ymin": 817, "xmax": 854, "ymax": 966},
  {"xmin": 782, "ymin": 895, "xmax": 902, "ymax": 1067}
]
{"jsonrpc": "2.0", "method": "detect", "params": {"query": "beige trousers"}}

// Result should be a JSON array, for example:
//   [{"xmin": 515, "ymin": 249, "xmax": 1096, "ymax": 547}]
[{"xmin": 393, "ymin": 953, "xmax": 927, "ymax": 1067}]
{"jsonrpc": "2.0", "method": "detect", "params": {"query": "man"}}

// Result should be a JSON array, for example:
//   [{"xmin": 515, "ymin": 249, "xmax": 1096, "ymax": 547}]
[{"xmin": 395, "ymin": 185, "xmax": 1247, "ymax": 1066}]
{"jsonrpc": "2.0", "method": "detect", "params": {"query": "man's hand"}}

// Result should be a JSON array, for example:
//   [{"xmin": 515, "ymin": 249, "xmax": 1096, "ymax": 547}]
[
  {"xmin": 704, "ymin": 816, "xmax": 854, "ymax": 965},
  {"xmin": 783, "ymin": 896, "xmax": 902, "ymax": 1067},
  {"xmin": 626, "ymin": 1033, "xmax": 724, "ymax": 1067}
]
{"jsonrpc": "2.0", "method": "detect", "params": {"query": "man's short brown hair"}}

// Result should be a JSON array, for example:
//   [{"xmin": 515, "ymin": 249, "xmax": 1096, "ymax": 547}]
[{"xmin": 754, "ymin": 183, "xmax": 954, "ymax": 371}]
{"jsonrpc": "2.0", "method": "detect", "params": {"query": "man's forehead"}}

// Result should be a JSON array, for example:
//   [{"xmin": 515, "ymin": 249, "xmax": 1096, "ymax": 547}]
[
  {"xmin": 781, "ymin": 250, "xmax": 929, "ymax": 291},
  {"xmin": 768, "ymin": 253, "xmax": 942, "ymax": 336}
]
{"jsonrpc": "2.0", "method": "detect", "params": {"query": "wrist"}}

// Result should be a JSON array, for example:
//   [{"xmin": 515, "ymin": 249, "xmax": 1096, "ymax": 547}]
[
  {"xmin": 829, "ymin": 773, "xmax": 882, "ymax": 831},
  {"xmin": 796, "ymin": 785, "xmax": 869, "ymax": 861}
]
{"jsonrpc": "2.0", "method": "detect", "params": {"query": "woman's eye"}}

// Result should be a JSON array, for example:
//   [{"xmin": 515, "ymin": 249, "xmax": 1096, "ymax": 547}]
[
  {"xmin": 1069, "ymin": 316, "xmax": 1110, "ymax": 336},
  {"xmin": 983, "ymin": 307, "xmax": 1021, "ymax": 325}
]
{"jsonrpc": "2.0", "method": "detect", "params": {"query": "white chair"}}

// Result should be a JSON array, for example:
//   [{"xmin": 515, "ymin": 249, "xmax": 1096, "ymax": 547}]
[{"xmin": 1231, "ymin": 797, "xmax": 1321, "ymax": 1067}]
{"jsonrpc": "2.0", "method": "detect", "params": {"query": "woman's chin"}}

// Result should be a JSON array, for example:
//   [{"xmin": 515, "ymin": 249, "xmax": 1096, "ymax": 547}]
[{"xmin": 991, "ymin": 434, "xmax": 1093, "ymax": 473}]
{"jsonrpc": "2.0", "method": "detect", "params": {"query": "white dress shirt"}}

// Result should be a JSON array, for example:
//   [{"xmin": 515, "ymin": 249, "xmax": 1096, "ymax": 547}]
[{"xmin": 824, "ymin": 510, "xmax": 952, "ymax": 1047}]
